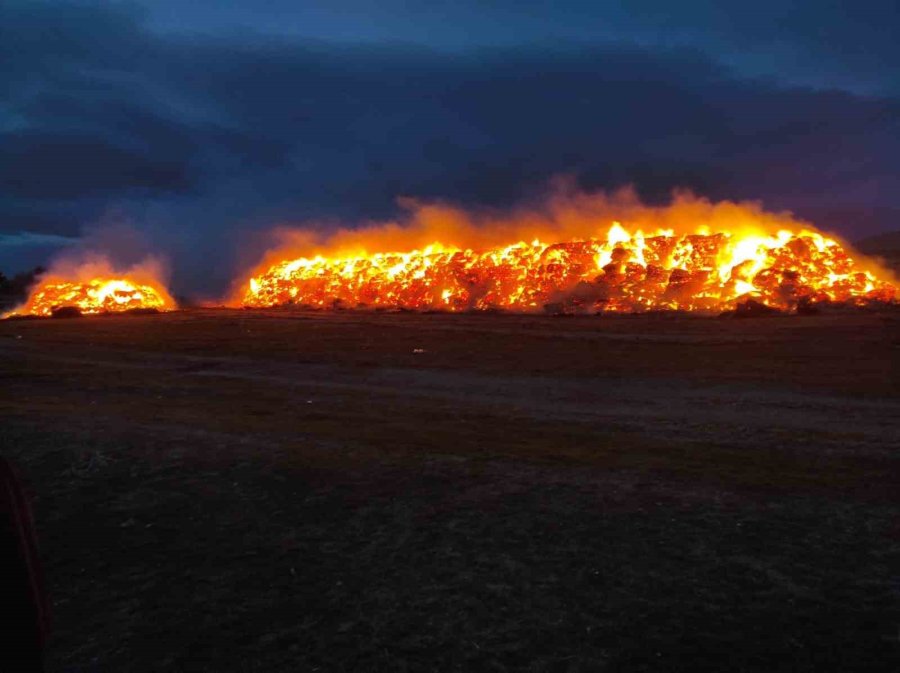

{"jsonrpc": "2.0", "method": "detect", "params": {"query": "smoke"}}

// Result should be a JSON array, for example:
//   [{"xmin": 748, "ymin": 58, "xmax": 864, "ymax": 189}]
[
  {"xmin": 40, "ymin": 254, "xmax": 171, "ymax": 293},
  {"xmin": 25, "ymin": 213, "xmax": 176, "ymax": 307},
  {"xmin": 230, "ymin": 184, "xmax": 900, "ymax": 308},
  {"xmin": 245, "ymin": 186, "xmax": 806, "ymax": 254},
  {"xmin": 229, "ymin": 186, "xmax": 805, "ymax": 298},
  {"xmin": 15, "ymin": 185, "xmax": 894, "ymax": 310}
]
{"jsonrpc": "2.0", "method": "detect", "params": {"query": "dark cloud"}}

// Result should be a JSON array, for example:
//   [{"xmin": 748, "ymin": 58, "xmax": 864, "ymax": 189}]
[
  {"xmin": 1, "ymin": 1, "xmax": 898, "ymax": 295},
  {"xmin": 140, "ymin": 0, "xmax": 900, "ymax": 95},
  {"xmin": 1, "ymin": 131, "xmax": 194, "ymax": 198}
]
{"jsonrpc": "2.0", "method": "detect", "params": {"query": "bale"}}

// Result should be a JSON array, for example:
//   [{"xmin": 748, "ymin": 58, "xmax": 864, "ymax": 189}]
[
  {"xmin": 121, "ymin": 307, "xmax": 161, "ymax": 316},
  {"xmin": 732, "ymin": 299, "xmax": 781, "ymax": 318},
  {"xmin": 50, "ymin": 306, "xmax": 83, "ymax": 319}
]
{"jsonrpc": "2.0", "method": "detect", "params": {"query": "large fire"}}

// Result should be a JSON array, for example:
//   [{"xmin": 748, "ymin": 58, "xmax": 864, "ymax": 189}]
[
  {"xmin": 239, "ymin": 197, "xmax": 897, "ymax": 314},
  {"xmin": 5, "ymin": 260, "xmax": 175, "ymax": 318}
]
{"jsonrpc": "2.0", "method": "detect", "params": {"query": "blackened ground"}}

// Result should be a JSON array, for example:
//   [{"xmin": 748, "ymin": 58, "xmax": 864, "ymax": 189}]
[{"xmin": 1, "ymin": 308, "xmax": 899, "ymax": 672}]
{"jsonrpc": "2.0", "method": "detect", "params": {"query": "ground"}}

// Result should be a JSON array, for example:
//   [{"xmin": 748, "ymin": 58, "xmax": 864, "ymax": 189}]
[{"xmin": 1, "ymin": 308, "xmax": 899, "ymax": 672}]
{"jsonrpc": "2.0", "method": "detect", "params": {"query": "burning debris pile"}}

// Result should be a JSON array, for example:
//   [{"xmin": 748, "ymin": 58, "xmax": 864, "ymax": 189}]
[
  {"xmin": 240, "ymin": 223, "xmax": 897, "ymax": 314},
  {"xmin": 5, "ymin": 193, "xmax": 898, "ymax": 318},
  {"xmin": 12, "ymin": 278, "xmax": 174, "ymax": 317},
  {"xmin": 4, "ymin": 259, "xmax": 175, "ymax": 318}
]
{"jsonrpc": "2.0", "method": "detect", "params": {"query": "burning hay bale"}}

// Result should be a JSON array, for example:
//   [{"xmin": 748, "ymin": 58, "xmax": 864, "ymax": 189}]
[
  {"xmin": 4, "ymin": 266, "xmax": 176, "ymax": 319},
  {"xmin": 239, "ymin": 222, "xmax": 897, "ymax": 316}
]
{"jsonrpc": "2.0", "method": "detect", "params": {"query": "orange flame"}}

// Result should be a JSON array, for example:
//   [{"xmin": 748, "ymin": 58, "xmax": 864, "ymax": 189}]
[
  {"xmin": 5, "ymin": 258, "xmax": 176, "ymax": 318},
  {"xmin": 238, "ymin": 192, "xmax": 897, "ymax": 314}
]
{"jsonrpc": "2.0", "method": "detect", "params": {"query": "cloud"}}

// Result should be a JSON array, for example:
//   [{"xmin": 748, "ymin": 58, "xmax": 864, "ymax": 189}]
[
  {"xmin": 140, "ymin": 0, "xmax": 900, "ymax": 95},
  {"xmin": 0, "ymin": 232, "xmax": 77, "ymax": 248},
  {"xmin": 1, "ymin": 131, "xmax": 194, "ymax": 199},
  {"xmin": 1, "ymin": 1, "xmax": 898, "ymax": 295},
  {"xmin": 0, "ymin": 232, "xmax": 78, "ymax": 278}
]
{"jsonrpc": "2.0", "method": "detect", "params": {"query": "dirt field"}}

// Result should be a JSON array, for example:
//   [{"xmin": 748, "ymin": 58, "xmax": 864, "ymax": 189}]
[{"xmin": 2, "ymin": 308, "xmax": 899, "ymax": 672}]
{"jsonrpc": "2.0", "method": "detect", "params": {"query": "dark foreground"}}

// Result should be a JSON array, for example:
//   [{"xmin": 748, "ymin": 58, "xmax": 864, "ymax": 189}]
[{"xmin": 1, "ymin": 308, "xmax": 899, "ymax": 672}]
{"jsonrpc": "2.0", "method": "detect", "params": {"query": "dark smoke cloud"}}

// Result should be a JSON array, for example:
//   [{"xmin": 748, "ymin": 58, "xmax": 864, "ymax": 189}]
[{"xmin": 1, "ymin": 1, "xmax": 898, "ymax": 297}]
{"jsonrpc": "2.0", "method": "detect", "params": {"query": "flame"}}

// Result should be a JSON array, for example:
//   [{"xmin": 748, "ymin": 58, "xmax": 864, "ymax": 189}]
[
  {"xmin": 5, "ymin": 258, "xmax": 176, "ymax": 318},
  {"xmin": 237, "ymin": 193, "xmax": 897, "ymax": 314}
]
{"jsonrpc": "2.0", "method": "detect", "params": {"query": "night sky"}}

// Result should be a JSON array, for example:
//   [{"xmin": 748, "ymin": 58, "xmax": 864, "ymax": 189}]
[{"xmin": 2, "ymin": 1, "xmax": 899, "ymax": 295}]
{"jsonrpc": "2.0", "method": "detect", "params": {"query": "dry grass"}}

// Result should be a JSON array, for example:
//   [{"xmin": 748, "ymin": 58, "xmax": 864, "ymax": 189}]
[{"xmin": 1, "ymin": 309, "xmax": 899, "ymax": 671}]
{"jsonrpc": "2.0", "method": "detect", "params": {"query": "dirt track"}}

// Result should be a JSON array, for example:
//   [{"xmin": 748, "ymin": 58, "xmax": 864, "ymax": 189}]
[{"xmin": 1, "ymin": 309, "xmax": 899, "ymax": 671}]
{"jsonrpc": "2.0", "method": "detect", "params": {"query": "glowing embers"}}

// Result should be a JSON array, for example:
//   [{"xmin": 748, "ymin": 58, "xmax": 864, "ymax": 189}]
[
  {"xmin": 241, "ymin": 223, "xmax": 897, "ymax": 314},
  {"xmin": 9, "ymin": 276, "xmax": 175, "ymax": 317}
]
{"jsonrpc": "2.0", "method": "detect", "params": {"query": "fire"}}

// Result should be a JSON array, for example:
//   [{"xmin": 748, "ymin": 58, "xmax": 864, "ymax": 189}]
[
  {"xmin": 239, "ymin": 198, "xmax": 897, "ymax": 314},
  {"xmin": 5, "ymin": 260, "xmax": 175, "ymax": 318}
]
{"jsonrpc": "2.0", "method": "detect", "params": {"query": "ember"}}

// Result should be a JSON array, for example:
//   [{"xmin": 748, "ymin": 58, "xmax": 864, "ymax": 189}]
[
  {"xmin": 7, "ymin": 278, "xmax": 175, "ymax": 318},
  {"xmin": 239, "ymin": 205, "xmax": 897, "ymax": 314},
  {"xmin": 4, "ymin": 259, "xmax": 175, "ymax": 318}
]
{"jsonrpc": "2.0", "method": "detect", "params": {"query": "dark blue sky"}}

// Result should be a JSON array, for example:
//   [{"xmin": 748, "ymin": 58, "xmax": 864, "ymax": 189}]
[{"xmin": 2, "ymin": 1, "xmax": 899, "ymax": 294}]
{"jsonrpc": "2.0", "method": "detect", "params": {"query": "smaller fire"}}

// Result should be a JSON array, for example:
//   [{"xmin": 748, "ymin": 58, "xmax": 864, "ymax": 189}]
[{"xmin": 4, "ymin": 259, "xmax": 175, "ymax": 318}]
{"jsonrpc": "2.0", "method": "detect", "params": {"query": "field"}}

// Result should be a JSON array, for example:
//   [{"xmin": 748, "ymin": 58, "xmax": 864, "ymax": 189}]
[{"xmin": 2, "ymin": 308, "xmax": 899, "ymax": 672}]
